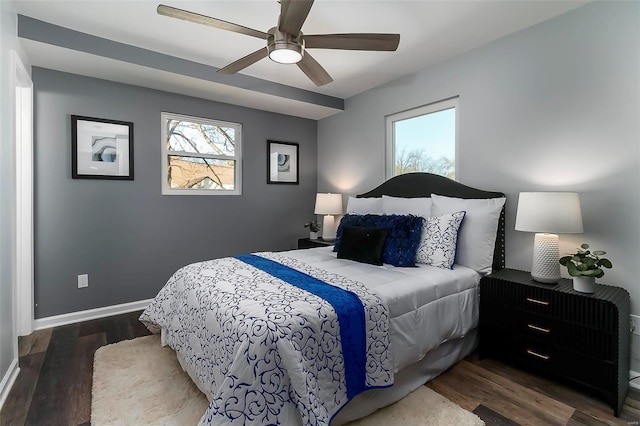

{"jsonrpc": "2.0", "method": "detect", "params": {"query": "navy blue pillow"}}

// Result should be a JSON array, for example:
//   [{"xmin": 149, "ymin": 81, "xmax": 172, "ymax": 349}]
[
  {"xmin": 334, "ymin": 214, "xmax": 424, "ymax": 267},
  {"xmin": 337, "ymin": 226, "xmax": 389, "ymax": 266}
]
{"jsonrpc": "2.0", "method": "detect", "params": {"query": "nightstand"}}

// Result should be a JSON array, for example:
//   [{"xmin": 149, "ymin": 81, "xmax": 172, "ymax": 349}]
[
  {"xmin": 479, "ymin": 268, "xmax": 630, "ymax": 417},
  {"xmin": 297, "ymin": 238, "xmax": 334, "ymax": 249}
]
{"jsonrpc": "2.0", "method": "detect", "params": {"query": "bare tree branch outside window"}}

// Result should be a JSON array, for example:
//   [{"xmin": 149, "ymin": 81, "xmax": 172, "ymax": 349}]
[
  {"xmin": 163, "ymin": 115, "xmax": 240, "ymax": 192},
  {"xmin": 395, "ymin": 147, "xmax": 455, "ymax": 180}
]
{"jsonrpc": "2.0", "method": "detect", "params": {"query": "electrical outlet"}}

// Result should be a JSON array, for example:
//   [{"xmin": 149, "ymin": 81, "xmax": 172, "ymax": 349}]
[
  {"xmin": 631, "ymin": 315, "xmax": 640, "ymax": 335},
  {"xmin": 78, "ymin": 274, "xmax": 89, "ymax": 288}
]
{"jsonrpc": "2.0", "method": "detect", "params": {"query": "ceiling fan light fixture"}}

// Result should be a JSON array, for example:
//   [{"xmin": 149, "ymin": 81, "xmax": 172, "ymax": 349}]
[
  {"xmin": 267, "ymin": 27, "xmax": 303, "ymax": 64},
  {"xmin": 269, "ymin": 45, "xmax": 303, "ymax": 64}
]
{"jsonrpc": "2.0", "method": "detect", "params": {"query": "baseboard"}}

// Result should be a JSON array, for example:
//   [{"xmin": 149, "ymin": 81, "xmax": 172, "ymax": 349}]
[
  {"xmin": 34, "ymin": 299, "xmax": 153, "ymax": 330},
  {"xmin": 630, "ymin": 370, "xmax": 640, "ymax": 391},
  {"xmin": 0, "ymin": 358, "xmax": 19, "ymax": 412}
]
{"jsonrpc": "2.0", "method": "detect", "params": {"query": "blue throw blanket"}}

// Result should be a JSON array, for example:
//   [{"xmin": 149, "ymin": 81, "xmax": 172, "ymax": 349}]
[{"xmin": 236, "ymin": 254, "xmax": 368, "ymax": 399}]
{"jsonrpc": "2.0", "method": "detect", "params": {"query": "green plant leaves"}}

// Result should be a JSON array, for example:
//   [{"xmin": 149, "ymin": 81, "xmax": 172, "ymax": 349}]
[
  {"xmin": 304, "ymin": 220, "xmax": 320, "ymax": 232},
  {"xmin": 582, "ymin": 268, "xmax": 604, "ymax": 278},
  {"xmin": 558, "ymin": 243, "xmax": 612, "ymax": 278},
  {"xmin": 559, "ymin": 256, "xmax": 572, "ymax": 266},
  {"xmin": 566, "ymin": 262, "xmax": 580, "ymax": 277},
  {"xmin": 600, "ymin": 258, "xmax": 613, "ymax": 268}
]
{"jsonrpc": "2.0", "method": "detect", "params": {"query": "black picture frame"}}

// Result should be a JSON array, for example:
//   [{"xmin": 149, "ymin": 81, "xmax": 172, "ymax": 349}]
[
  {"xmin": 71, "ymin": 115, "xmax": 134, "ymax": 180},
  {"xmin": 267, "ymin": 140, "xmax": 299, "ymax": 184}
]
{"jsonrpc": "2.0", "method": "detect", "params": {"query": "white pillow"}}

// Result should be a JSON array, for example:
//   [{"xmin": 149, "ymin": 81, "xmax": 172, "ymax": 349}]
[
  {"xmin": 346, "ymin": 196, "xmax": 383, "ymax": 215},
  {"xmin": 431, "ymin": 194, "xmax": 506, "ymax": 274},
  {"xmin": 382, "ymin": 195, "xmax": 432, "ymax": 218},
  {"xmin": 416, "ymin": 211, "xmax": 466, "ymax": 269}
]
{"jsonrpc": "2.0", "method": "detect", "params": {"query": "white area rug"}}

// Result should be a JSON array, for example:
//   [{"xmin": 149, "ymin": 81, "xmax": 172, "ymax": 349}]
[{"xmin": 92, "ymin": 335, "xmax": 484, "ymax": 426}]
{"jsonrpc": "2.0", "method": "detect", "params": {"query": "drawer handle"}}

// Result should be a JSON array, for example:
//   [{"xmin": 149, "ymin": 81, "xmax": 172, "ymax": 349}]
[
  {"xmin": 527, "ymin": 324, "xmax": 551, "ymax": 333},
  {"xmin": 526, "ymin": 297, "xmax": 549, "ymax": 306},
  {"xmin": 527, "ymin": 349, "xmax": 550, "ymax": 360}
]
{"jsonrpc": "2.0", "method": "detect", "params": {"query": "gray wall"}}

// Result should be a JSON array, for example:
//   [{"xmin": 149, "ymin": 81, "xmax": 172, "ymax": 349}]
[
  {"xmin": 33, "ymin": 68, "xmax": 317, "ymax": 318},
  {"xmin": 318, "ymin": 2, "xmax": 640, "ymax": 365}
]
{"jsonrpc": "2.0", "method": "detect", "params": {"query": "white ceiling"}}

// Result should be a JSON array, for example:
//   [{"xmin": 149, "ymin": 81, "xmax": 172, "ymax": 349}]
[{"xmin": 14, "ymin": 0, "xmax": 588, "ymax": 118}]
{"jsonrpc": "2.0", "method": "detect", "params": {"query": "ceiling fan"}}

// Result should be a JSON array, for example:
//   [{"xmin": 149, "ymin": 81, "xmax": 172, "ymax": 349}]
[{"xmin": 157, "ymin": 0, "xmax": 400, "ymax": 86}]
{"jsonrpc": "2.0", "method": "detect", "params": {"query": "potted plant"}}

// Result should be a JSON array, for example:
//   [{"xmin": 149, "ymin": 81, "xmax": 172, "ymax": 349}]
[
  {"xmin": 559, "ymin": 243, "xmax": 613, "ymax": 293},
  {"xmin": 304, "ymin": 220, "xmax": 320, "ymax": 240}
]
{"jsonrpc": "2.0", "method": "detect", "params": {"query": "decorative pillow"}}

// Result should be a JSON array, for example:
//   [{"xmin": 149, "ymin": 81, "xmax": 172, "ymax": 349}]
[
  {"xmin": 415, "ymin": 211, "xmax": 466, "ymax": 269},
  {"xmin": 334, "ymin": 214, "xmax": 423, "ymax": 267},
  {"xmin": 382, "ymin": 195, "xmax": 432, "ymax": 218},
  {"xmin": 346, "ymin": 197, "xmax": 383, "ymax": 215},
  {"xmin": 337, "ymin": 226, "xmax": 390, "ymax": 266},
  {"xmin": 431, "ymin": 194, "xmax": 506, "ymax": 274}
]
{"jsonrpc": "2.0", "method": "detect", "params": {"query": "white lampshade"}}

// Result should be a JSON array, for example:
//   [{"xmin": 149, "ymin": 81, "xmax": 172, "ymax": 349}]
[
  {"xmin": 314, "ymin": 193, "xmax": 343, "ymax": 241},
  {"xmin": 515, "ymin": 192, "xmax": 583, "ymax": 233},
  {"xmin": 515, "ymin": 192, "xmax": 583, "ymax": 283},
  {"xmin": 314, "ymin": 193, "xmax": 343, "ymax": 215}
]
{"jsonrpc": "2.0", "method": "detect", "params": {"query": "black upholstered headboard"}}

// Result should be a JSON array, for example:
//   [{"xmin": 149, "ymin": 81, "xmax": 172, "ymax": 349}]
[{"xmin": 357, "ymin": 172, "xmax": 506, "ymax": 271}]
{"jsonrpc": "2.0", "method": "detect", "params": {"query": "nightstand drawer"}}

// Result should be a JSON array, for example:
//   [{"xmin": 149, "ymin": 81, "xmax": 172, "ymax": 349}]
[
  {"xmin": 482, "ymin": 278, "xmax": 618, "ymax": 332},
  {"xmin": 482, "ymin": 330, "xmax": 616, "ymax": 390},
  {"xmin": 481, "ymin": 302, "xmax": 616, "ymax": 361}
]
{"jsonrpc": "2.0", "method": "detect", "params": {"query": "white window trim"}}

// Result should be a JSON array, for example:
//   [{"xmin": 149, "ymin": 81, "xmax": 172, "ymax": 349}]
[
  {"xmin": 161, "ymin": 112, "xmax": 242, "ymax": 195},
  {"xmin": 385, "ymin": 97, "xmax": 459, "ymax": 180}
]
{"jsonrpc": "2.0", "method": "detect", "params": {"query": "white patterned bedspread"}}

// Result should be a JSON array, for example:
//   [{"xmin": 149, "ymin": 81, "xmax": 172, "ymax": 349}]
[
  {"xmin": 140, "ymin": 252, "xmax": 393, "ymax": 426},
  {"xmin": 284, "ymin": 247, "xmax": 481, "ymax": 372}
]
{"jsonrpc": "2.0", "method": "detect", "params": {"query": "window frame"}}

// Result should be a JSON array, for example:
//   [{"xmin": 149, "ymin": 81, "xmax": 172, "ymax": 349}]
[
  {"xmin": 161, "ymin": 112, "xmax": 243, "ymax": 195},
  {"xmin": 385, "ymin": 97, "xmax": 459, "ymax": 180}
]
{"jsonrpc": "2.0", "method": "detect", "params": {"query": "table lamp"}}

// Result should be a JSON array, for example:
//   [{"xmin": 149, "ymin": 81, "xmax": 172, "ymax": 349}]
[
  {"xmin": 314, "ymin": 193, "xmax": 343, "ymax": 241},
  {"xmin": 515, "ymin": 192, "xmax": 583, "ymax": 283}
]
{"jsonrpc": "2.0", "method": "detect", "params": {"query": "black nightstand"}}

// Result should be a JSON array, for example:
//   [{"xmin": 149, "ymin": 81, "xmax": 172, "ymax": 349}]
[
  {"xmin": 479, "ymin": 268, "xmax": 630, "ymax": 417},
  {"xmin": 297, "ymin": 238, "xmax": 334, "ymax": 249}
]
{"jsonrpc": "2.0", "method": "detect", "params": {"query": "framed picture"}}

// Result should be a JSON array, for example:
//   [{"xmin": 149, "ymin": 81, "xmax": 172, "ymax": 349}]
[
  {"xmin": 71, "ymin": 115, "xmax": 134, "ymax": 180},
  {"xmin": 267, "ymin": 140, "xmax": 299, "ymax": 184}
]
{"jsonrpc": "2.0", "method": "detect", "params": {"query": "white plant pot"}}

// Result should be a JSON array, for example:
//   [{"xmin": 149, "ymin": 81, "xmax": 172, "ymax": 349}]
[
  {"xmin": 309, "ymin": 232, "xmax": 318, "ymax": 240},
  {"xmin": 573, "ymin": 276, "xmax": 596, "ymax": 293}
]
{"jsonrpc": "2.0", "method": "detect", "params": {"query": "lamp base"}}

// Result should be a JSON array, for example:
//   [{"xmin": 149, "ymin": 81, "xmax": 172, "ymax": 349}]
[
  {"xmin": 321, "ymin": 215, "xmax": 337, "ymax": 241},
  {"xmin": 531, "ymin": 233, "xmax": 561, "ymax": 283}
]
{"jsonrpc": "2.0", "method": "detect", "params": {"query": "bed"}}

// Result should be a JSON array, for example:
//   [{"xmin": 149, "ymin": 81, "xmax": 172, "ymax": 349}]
[{"xmin": 140, "ymin": 172, "xmax": 506, "ymax": 425}]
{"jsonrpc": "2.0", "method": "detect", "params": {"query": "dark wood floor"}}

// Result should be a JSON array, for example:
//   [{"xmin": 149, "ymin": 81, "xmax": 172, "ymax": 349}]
[
  {"xmin": 1, "ymin": 311, "xmax": 639, "ymax": 425},
  {"xmin": 0, "ymin": 311, "xmax": 151, "ymax": 426}
]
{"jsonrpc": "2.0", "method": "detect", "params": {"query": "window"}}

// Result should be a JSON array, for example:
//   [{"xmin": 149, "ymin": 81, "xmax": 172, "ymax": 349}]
[
  {"xmin": 386, "ymin": 98, "xmax": 458, "ymax": 180},
  {"xmin": 161, "ymin": 112, "xmax": 242, "ymax": 195}
]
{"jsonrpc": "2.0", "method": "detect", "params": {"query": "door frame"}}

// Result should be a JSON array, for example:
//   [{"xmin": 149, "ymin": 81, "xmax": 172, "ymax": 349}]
[{"xmin": 13, "ymin": 50, "xmax": 34, "ymax": 337}]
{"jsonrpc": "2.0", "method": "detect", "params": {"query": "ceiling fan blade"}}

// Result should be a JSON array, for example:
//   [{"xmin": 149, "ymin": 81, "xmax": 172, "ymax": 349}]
[
  {"xmin": 304, "ymin": 34, "xmax": 400, "ymax": 51},
  {"xmin": 297, "ymin": 52, "xmax": 333, "ymax": 86},
  {"xmin": 157, "ymin": 4, "xmax": 268, "ymax": 39},
  {"xmin": 217, "ymin": 48, "xmax": 269, "ymax": 74},
  {"xmin": 278, "ymin": 0, "xmax": 313, "ymax": 36}
]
